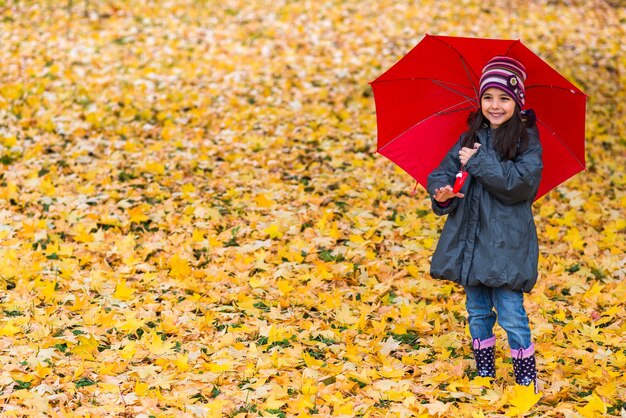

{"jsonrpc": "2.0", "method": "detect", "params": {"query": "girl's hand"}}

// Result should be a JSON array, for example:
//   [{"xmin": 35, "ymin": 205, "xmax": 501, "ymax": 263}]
[
  {"xmin": 434, "ymin": 185, "xmax": 464, "ymax": 202},
  {"xmin": 459, "ymin": 143, "xmax": 481, "ymax": 165}
]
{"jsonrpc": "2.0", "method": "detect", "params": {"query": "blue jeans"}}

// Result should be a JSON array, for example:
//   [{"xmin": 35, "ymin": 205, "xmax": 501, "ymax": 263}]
[{"xmin": 464, "ymin": 284, "xmax": 531, "ymax": 350}]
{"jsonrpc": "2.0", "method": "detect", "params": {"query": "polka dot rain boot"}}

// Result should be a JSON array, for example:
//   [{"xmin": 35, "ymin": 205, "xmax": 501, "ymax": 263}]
[
  {"xmin": 511, "ymin": 343, "xmax": 538, "ymax": 393},
  {"xmin": 472, "ymin": 336, "xmax": 496, "ymax": 378}
]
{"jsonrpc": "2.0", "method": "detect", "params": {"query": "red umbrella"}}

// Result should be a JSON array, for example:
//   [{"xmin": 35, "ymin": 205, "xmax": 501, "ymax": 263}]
[{"xmin": 370, "ymin": 34, "xmax": 587, "ymax": 201}]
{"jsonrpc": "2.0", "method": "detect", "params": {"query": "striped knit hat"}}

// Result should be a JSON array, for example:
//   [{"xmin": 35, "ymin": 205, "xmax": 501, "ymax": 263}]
[{"xmin": 479, "ymin": 56, "xmax": 527, "ymax": 108}]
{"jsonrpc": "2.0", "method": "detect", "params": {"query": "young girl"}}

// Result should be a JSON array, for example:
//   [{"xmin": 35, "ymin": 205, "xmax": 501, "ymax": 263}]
[{"xmin": 427, "ymin": 56, "xmax": 542, "ymax": 391}]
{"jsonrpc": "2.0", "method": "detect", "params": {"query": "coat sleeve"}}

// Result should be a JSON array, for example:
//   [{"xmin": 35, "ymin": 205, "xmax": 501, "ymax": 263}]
[
  {"xmin": 427, "ymin": 142, "xmax": 462, "ymax": 216},
  {"xmin": 465, "ymin": 128, "xmax": 543, "ymax": 205}
]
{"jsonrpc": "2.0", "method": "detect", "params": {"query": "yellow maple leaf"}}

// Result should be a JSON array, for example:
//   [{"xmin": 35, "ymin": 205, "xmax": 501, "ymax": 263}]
[
  {"xmin": 135, "ymin": 381, "xmax": 150, "ymax": 397},
  {"xmin": 97, "ymin": 382, "xmax": 119, "ymax": 393},
  {"xmin": 264, "ymin": 223, "xmax": 283, "ymax": 239},
  {"xmin": 72, "ymin": 362, "xmax": 85, "ymax": 380},
  {"xmin": 113, "ymin": 280, "xmax": 136, "ymax": 301},
  {"xmin": 0, "ymin": 134, "xmax": 16, "ymax": 147},
  {"xmin": 564, "ymin": 227, "xmax": 585, "ymax": 251},
  {"xmin": 349, "ymin": 234, "xmax": 365, "ymax": 243},
  {"xmin": 556, "ymin": 209, "xmax": 577, "ymax": 227},
  {"xmin": 99, "ymin": 361, "xmax": 127, "ymax": 376},
  {"xmin": 576, "ymin": 393, "xmax": 607, "ymax": 417},
  {"xmin": 406, "ymin": 264, "xmax": 420, "ymax": 278},
  {"xmin": 334, "ymin": 401, "xmax": 356, "ymax": 415},
  {"xmin": 38, "ymin": 279, "xmax": 57, "ymax": 303},
  {"xmin": 120, "ymin": 341, "xmax": 137, "ymax": 361},
  {"xmin": 594, "ymin": 380, "xmax": 616, "ymax": 398},
  {"xmin": 255, "ymin": 193, "xmax": 274, "ymax": 208},
  {"xmin": 583, "ymin": 282, "xmax": 604, "ymax": 299},
  {"xmin": 335, "ymin": 304, "xmax": 358, "ymax": 325},
  {"xmin": 38, "ymin": 175, "xmax": 56, "ymax": 196},
  {"xmin": 34, "ymin": 362, "xmax": 51, "ymax": 379},
  {"xmin": 191, "ymin": 228, "xmax": 204, "ymax": 242},
  {"xmin": 0, "ymin": 321, "xmax": 22, "ymax": 336},
  {"xmin": 94, "ymin": 309, "xmax": 116, "ymax": 329},
  {"xmin": 72, "ymin": 224, "xmax": 94, "ymax": 243},
  {"xmin": 169, "ymin": 253, "xmax": 191, "ymax": 279},
  {"xmin": 328, "ymin": 221, "xmax": 341, "ymax": 239},
  {"xmin": 119, "ymin": 106, "xmax": 136, "ymax": 121},
  {"xmin": 267, "ymin": 324, "xmax": 292, "ymax": 344},
  {"xmin": 612, "ymin": 351, "xmax": 626, "ymax": 368},
  {"xmin": 128, "ymin": 205, "xmax": 150, "ymax": 224},
  {"xmin": 471, "ymin": 376, "xmax": 494, "ymax": 388},
  {"xmin": 300, "ymin": 377, "xmax": 318, "ymax": 396},
  {"xmin": 346, "ymin": 369, "xmax": 371, "ymax": 386},
  {"xmin": 158, "ymin": 315, "xmax": 180, "ymax": 335},
  {"xmin": 74, "ymin": 334, "xmax": 100, "ymax": 361},
  {"xmin": 47, "ymin": 244, "xmax": 66, "ymax": 264},
  {"xmin": 545, "ymin": 225, "xmax": 560, "ymax": 240},
  {"xmin": 249, "ymin": 275, "xmax": 267, "ymax": 289},
  {"xmin": 505, "ymin": 384, "xmax": 542, "ymax": 416},
  {"xmin": 302, "ymin": 351, "xmax": 324, "ymax": 368},
  {"xmin": 143, "ymin": 161, "xmax": 165, "ymax": 175},
  {"xmin": 539, "ymin": 203, "xmax": 555, "ymax": 218},
  {"xmin": 118, "ymin": 315, "xmax": 144, "ymax": 333},
  {"xmin": 263, "ymin": 394, "xmax": 286, "ymax": 410},
  {"xmin": 174, "ymin": 354, "xmax": 190, "ymax": 372},
  {"xmin": 277, "ymin": 279, "xmax": 294, "ymax": 295},
  {"xmin": 208, "ymin": 234, "xmax": 222, "ymax": 247},
  {"xmin": 161, "ymin": 125, "xmax": 178, "ymax": 141},
  {"xmin": 383, "ymin": 389, "xmax": 412, "ymax": 402},
  {"xmin": 380, "ymin": 365, "xmax": 405, "ymax": 379},
  {"xmin": 207, "ymin": 362, "xmax": 232, "ymax": 373},
  {"xmin": 0, "ymin": 181, "xmax": 17, "ymax": 201},
  {"xmin": 206, "ymin": 399, "xmax": 229, "ymax": 415},
  {"xmin": 1, "ymin": 83, "xmax": 23, "ymax": 100},
  {"xmin": 143, "ymin": 331, "xmax": 174, "ymax": 356}
]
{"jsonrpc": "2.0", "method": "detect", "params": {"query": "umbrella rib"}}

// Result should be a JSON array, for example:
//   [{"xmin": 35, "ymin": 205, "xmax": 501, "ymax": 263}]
[
  {"xmin": 371, "ymin": 77, "xmax": 469, "ymax": 85},
  {"xmin": 503, "ymin": 39, "xmax": 522, "ymax": 56},
  {"xmin": 526, "ymin": 85, "xmax": 587, "ymax": 95},
  {"xmin": 373, "ymin": 80, "xmax": 585, "ymax": 95},
  {"xmin": 504, "ymin": 41, "xmax": 588, "ymax": 96},
  {"xmin": 436, "ymin": 104, "xmax": 477, "ymax": 115},
  {"xmin": 536, "ymin": 117, "xmax": 586, "ymax": 170},
  {"xmin": 433, "ymin": 96, "xmax": 478, "ymax": 115},
  {"xmin": 430, "ymin": 36, "xmax": 481, "ymax": 93},
  {"xmin": 460, "ymin": 56, "xmax": 478, "ymax": 98},
  {"xmin": 432, "ymin": 80, "xmax": 475, "ymax": 102},
  {"xmin": 372, "ymin": 77, "xmax": 476, "ymax": 102},
  {"xmin": 377, "ymin": 99, "xmax": 477, "ymax": 152}
]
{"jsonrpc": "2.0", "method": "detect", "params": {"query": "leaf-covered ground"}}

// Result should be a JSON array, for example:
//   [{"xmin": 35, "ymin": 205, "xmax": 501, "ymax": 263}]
[{"xmin": 0, "ymin": 1, "xmax": 624, "ymax": 416}]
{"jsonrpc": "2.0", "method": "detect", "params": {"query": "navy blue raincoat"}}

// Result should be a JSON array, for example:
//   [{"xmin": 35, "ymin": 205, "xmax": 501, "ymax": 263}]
[{"xmin": 427, "ymin": 125, "xmax": 543, "ymax": 293}]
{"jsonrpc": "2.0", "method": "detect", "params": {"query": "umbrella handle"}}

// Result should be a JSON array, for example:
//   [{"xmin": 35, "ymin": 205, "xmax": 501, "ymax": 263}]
[{"xmin": 453, "ymin": 165, "xmax": 468, "ymax": 193}]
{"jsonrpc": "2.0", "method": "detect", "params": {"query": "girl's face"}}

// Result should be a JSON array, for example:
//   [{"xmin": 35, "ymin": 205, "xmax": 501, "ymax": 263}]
[{"xmin": 481, "ymin": 87, "xmax": 516, "ymax": 129}]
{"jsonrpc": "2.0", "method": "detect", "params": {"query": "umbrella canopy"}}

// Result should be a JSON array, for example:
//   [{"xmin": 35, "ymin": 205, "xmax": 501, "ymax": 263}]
[{"xmin": 370, "ymin": 34, "xmax": 587, "ymax": 201}]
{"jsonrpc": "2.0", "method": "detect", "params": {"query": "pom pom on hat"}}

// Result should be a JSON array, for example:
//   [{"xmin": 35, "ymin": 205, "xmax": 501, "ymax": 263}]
[{"xmin": 479, "ymin": 56, "xmax": 527, "ymax": 108}]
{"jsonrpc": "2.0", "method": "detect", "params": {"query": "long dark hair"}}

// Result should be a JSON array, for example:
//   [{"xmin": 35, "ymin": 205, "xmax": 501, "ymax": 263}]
[{"xmin": 461, "ymin": 107, "xmax": 535, "ymax": 160}]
